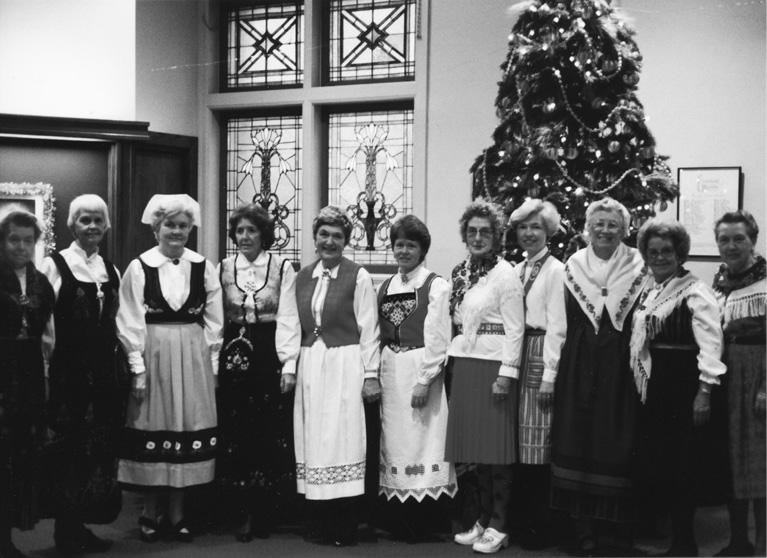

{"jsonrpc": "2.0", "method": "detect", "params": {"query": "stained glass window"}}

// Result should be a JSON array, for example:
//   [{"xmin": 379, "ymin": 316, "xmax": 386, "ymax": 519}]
[
  {"xmin": 327, "ymin": 106, "xmax": 414, "ymax": 266},
  {"xmin": 327, "ymin": 0, "xmax": 415, "ymax": 83},
  {"xmin": 224, "ymin": 2, "xmax": 304, "ymax": 90},
  {"xmin": 224, "ymin": 114, "xmax": 303, "ymax": 262}
]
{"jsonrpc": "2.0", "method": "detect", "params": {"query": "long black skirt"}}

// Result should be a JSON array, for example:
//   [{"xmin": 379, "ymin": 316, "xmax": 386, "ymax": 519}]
[
  {"xmin": 634, "ymin": 346, "xmax": 730, "ymax": 507},
  {"xmin": 216, "ymin": 321, "xmax": 296, "ymax": 511}
]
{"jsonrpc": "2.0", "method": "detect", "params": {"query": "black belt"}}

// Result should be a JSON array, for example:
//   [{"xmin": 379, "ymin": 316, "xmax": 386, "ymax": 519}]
[
  {"xmin": 525, "ymin": 328, "xmax": 545, "ymax": 337},
  {"xmin": 651, "ymin": 343, "xmax": 698, "ymax": 351},
  {"xmin": 725, "ymin": 335, "xmax": 765, "ymax": 346}
]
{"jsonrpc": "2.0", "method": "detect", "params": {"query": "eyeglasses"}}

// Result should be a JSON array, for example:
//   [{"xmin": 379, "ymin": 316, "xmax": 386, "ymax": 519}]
[
  {"xmin": 466, "ymin": 227, "xmax": 493, "ymax": 239},
  {"xmin": 647, "ymin": 248, "xmax": 676, "ymax": 260}
]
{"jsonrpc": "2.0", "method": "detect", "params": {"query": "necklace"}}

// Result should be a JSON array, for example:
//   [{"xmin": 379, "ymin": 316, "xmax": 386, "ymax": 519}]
[
  {"xmin": 449, "ymin": 254, "xmax": 499, "ymax": 312},
  {"xmin": 233, "ymin": 252, "xmax": 269, "ymax": 324}
]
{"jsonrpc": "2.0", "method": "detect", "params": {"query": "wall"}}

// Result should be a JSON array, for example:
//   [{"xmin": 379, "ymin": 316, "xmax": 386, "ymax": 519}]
[
  {"xmin": 424, "ymin": 0, "xmax": 766, "ymax": 279},
  {"xmin": 136, "ymin": 0, "xmax": 200, "ymax": 136},
  {"xmin": 425, "ymin": 0, "xmax": 514, "ymax": 277},
  {"xmin": 622, "ymin": 0, "xmax": 766, "ymax": 281},
  {"xmin": 0, "ymin": 0, "xmax": 135, "ymax": 120}
]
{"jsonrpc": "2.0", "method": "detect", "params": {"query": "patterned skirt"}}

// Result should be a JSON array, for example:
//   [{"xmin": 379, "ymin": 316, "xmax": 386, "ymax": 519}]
[{"xmin": 118, "ymin": 322, "xmax": 217, "ymax": 489}]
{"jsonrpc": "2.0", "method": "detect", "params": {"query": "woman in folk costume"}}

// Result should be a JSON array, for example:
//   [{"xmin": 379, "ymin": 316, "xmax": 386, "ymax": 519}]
[
  {"xmin": 550, "ymin": 197, "xmax": 649, "ymax": 555},
  {"xmin": 507, "ymin": 199, "xmax": 566, "ymax": 551},
  {"xmin": 630, "ymin": 218, "xmax": 727, "ymax": 557},
  {"xmin": 377, "ymin": 215, "xmax": 456, "ymax": 542},
  {"xmin": 215, "ymin": 203, "xmax": 299, "ymax": 542},
  {"xmin": 291, "ymin": 206, "xmax": 381, "ymax": 547},
  {"xmin": 116, "ymin": 194, "xmax": 224, "ymax": 543},
  {"xmin": 711, "ymin": 210, "xmax": 766, "ymax": 558},
  {"xmin": 40, "ymin": 195, "xmax": 122, "ymax": 555},
  {"xmin": 446, "ymin": 200, "xmax": 525, "ymax": 555},
  {"xmin": 0, "ymin": 210, "xmax": 55, "ymax": 558}
]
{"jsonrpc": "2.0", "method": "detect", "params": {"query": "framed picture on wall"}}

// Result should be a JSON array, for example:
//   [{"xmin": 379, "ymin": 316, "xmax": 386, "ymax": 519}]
[
  {"xmin": 677, "ymin": 167, "xmax": 742, "ymax": 258},
  {"xmin": 0, "ymin": 182, "xmax": 56, "ymax": 266}
]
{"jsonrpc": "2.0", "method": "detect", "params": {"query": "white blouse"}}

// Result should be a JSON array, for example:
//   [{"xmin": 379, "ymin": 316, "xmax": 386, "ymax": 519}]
[
  {"xmin": 448, "ymin": 259, "xmax": 525, "ymax": 378},
  {"xmin": 519, "ymin": 248, "xmax": 567, "ymax": 383},
  {"xmin": 216, "ymin": 251, "xmax": 301, "ymax": 375},
  {"xmin": 287, "ymin": 260, "xmax": 380, "ymax": 378},
  {"xmin": 116, "ymin": 247, "xmax": 224, "ymax": 375},
  {"xmin": 380, "ymin": 264, "xmax": 451, "ymax": 386},
  {"xmin": 40, "ymin": 241, "xmax": 120, "ymax": 299}
]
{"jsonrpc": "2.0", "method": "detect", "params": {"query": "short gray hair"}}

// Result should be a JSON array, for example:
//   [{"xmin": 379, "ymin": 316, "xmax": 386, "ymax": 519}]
[
  {"xmin": 312, "ymin": 206, "xmax": 353, "ymax": 245},
  {"xmin": 637, "ymin": 218, "xmax": 691, "ymax": 264},
  {"xmin": 67, "ymin": 194, "xmax": 111, "ymax": 231},
  {"xmin": 585, "ymin": 197, "xmax": 631, "ymax": 239}
]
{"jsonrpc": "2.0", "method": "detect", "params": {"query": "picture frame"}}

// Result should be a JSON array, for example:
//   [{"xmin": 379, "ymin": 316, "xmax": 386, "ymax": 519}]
[
  {"xmin": 677, "ymin": 167, "xmax": 742, "ymax": 258},
  {"xmin": 0, "ymin": 182, "xmax": 57, "ymax": 266}
]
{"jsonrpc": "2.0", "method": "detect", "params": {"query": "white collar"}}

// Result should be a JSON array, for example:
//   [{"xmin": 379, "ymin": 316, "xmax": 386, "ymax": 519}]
[
  {"xmin": 140, "ymin": 246, "xmax": 204, "ymax": 267},
  {"xmin": 399, "ymin": 263, "xmax": 424, "ymax": 284},
  {"xmin": 311, "ymin": 259, "xmax": 341, "ymax": 279},
  {"xmin": 235, "ymin": 251, "xmax": 268, "ymax": 270},
  {"xmin": 69, "ymin": 241, "xmax": 100, "ymax": 264},
  {"xmin": 526, "ymin": 247, "xmax": 549, "ymax": 264}
]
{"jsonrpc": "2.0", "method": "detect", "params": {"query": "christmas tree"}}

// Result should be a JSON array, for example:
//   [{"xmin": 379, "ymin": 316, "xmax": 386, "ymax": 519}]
[{"xmin": 471, "ymin": 0, "xmax": 678, "ymax": 261}]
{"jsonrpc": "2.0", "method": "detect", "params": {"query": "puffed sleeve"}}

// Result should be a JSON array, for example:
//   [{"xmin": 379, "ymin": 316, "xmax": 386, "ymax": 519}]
[
  {"xmin": 39, "ymin": 256, "xmax": 63, "ymax": 300},
  {"xmin": 499, "ymin": 265, "xmax": 525, "ymax": 378},
  {"xmin": 542, "ymin": 263, "xmax": 567, "ymax": 383},
  {"xmin": 116, "ymin": 259, "xmax": 148, "ymax": 375},
  {"xmin": 202, "ymin": 260, "xmax": 224, "ymax": 374},
  {"xmin": 353, "ymin": 267, "xmax": 381, "ymax": 379},
  {"xmin": 418, "ymin": 275, "xmax": 451, "ymax": 385},
  {"xmin": 689, "ymin": 281, "xmax": 727, "ymax": 384},
  {"xmin": 276, "ymin": 259, "xmax": 301, "ymax": 375}
]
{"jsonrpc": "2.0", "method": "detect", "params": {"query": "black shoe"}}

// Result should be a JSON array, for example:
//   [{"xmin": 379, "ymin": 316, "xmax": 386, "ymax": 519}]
[
  {"xmin": 138, "ymin": 517, "xmax": 162, "ymax": 544},
  {"xmin": 171, "ymin": 519, "xmax": 193, "ymax": 543}
]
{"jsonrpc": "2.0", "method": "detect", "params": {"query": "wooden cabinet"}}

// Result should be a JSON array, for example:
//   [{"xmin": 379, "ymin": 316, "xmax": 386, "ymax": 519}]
[{"xmin": 0, "ymin": 114, "xmax": 197, "ymax": 271}]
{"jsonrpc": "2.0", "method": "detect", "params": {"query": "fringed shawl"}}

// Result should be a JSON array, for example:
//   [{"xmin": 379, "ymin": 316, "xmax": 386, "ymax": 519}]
[
  {"xmin": 564, "ymin": 243, "xmax": 648, "ymax": 334},
  {"xmin": 713, "ymin": 257, "xmax": 767, "ymax": 329},
  {"xmin": 630, "ymin": 271, "xmax": 699, "ymax": 403}
]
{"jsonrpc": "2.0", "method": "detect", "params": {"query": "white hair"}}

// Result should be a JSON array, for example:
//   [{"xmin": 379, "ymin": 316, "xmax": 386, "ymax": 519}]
[
  {"xmin": 67, "ymin": 194, "xmax": 111, "ymax": 230},
  {"xmin": 585, "ymin": 197, "xmax": 631, "ymax": 238}
]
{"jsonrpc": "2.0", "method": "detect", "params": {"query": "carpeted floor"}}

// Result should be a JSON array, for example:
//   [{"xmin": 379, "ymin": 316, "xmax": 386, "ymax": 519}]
[{"xmin": 13, "ymin": 491, "xmax": 748, "ymax": 558}]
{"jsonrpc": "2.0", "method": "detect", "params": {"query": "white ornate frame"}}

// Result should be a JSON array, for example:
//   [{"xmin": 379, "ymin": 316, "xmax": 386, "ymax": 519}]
[{"xmin": 0, "ymin": 182, "xmax": 56, "ymax": 265}]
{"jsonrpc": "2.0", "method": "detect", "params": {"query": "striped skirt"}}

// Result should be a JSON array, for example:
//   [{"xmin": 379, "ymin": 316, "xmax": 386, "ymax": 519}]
[{"xmin": 518, "ymin": 330, "xmax": 552, "ymax": 464}]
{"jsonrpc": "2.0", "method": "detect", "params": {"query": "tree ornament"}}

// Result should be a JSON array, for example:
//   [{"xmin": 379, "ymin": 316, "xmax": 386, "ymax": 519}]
[
  {"xmin": 591, "ymin": 97, "xmax": 605, "ymax": 109},
  {"xmin": 622, "ymin": 72, "xmax": 640, "ymax": 85},
  {"xmin": 602, "ymin": 59, "xmax": 618, "ymax": 73},
  {"xmin": 543, "ymin": 100, "xmax": 557, "ymax": 114},
  {"xmin": 608, "ymin": 140, "xmax": 621, "ymax": 153},
  {"xmin": 565, "ymin": 146, "xmax": 579, "ymax": 159},
  {"xmin": 660, "ymin": 200, "xmax": 668, "ymax": 212},
  {"xmin": 640, "ymin": 146, "xmax": 655, "ymax": 159},
  {"xmin": 545, "ymin": 146, "xmax": 559, "ymax": 159}
]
